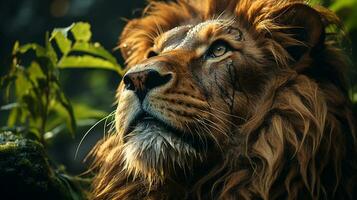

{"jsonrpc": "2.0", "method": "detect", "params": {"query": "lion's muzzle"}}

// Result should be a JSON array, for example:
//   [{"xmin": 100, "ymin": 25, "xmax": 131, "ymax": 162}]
[{"xmin": 123, "ymin": 68, "xmax": 172, "ymax": 102}]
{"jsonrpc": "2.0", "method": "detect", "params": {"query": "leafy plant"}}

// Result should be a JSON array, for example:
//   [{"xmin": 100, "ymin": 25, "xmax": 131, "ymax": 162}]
[
  {"xmin": 0, "ymin": 22, "xmax": 124, "ymax": 145},
  {"xmin": 310, "ymin": 0, "xmax": 357, "ymax": 31}
]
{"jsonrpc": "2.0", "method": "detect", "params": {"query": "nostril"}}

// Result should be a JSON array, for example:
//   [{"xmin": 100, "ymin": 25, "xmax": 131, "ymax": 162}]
[
  {"xmin": 123, "ymin": 74, "xmax": 135, "ymax": 91},
  {"xmin": 162, "ymin": 73, "xmax": 173, "ymax": 85},
  {"xmin": 122, "ymin": 69, "xmax": 172, "ymax": 100},
  {"xmin": 146, "ymin": 70, "xmax": 172, "ymax": 90}
]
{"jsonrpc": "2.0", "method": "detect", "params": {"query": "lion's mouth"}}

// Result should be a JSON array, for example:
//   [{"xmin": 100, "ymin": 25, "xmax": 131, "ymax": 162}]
[
  {"xmin": 120, "ymin": 111, "xmax": 207, "ymax": 179},
  {"xmin": 125, "ymin": 111, "xmax": 203, "ymax": 149}
]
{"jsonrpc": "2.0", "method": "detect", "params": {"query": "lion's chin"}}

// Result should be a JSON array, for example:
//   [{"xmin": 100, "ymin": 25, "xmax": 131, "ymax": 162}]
[{"xmin": 121, "ymin": 120, "xmax": 201, "ymax": 182}]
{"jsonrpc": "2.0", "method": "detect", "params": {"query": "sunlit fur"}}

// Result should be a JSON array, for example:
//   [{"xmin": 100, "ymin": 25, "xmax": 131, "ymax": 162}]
[{"xmin": 89, "ymin": 0, "xmax": 357, "ymax": 199}]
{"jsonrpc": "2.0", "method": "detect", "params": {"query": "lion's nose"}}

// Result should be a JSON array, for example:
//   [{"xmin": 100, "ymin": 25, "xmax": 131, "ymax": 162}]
[{"xmin": 123, "ymin": 69, "xmax": 172, "ymax": 101}]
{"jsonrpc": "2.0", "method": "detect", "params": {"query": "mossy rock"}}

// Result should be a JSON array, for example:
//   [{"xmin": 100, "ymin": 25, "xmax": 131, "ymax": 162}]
[{"xmin": 0, "ymin": 131, "xmax": 86, "ymax": 200}]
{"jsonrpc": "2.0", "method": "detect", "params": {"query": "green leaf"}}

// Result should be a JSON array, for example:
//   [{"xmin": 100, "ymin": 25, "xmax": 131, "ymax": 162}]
[
  {"xmin": 345, "ymin": 11, "xmax": 357, "ymax": 31},
  {"xmin": 330, "ymin": 0, "xmax": 357, "ymax": 12},
  {"xmin": 55, "ymin": 91, "xmax": 76, "ymax": 137},
  {"xmin": 12, "ymin": 41, "xmax": 20, "ymax": 55},
  {"xmin": 7, "ymin": 108, "xmax": 19, "ymax": 127},
  {"xmin": 58, "ymin": 55, "xmax": 122, "ymax": 75},
  {"xmin": 329, "ymin": 0, "xmax": 357, "ymax": 31},
  {"xmin": 22, "ymin": 93, "xmax": 40, "ymax": 119},
  {"xmin": 44, "ymin": 102, "xmax": 108, "ymax": 141},
  {"xmin": 16, "ymin": 43, "xmax": 46, "ymax": 57},
  {"xmin": 71, "ymin": 22, "xmax": 92, "ymax": 42},
  {"xmin": 72, "ymin": 42, "xmax": 119, "ymax": 66},
  {"xmin": 50, "ymin": 24, "xmax": 74, "ymax": 39},
  {"xmin": 15, "ymin": 70, "xmax": 32, "ymax": 98},
  {"xmin": 309, "ymin": 0, "xmax": 321, "ymax": 6},
  {"xmin": 51, "ymin": 31, "xmax": 72, "ymax": 55},
  {"xmin": 45, "ymin": 32, "xmax": 58, "ymax": 64},
  {"xmin": 28, "ymin": 62, "xmax": 46, "ymax": 84},
  {"xmin": 29, "ymin": 127, "xmax": 42, "ymax": 141},
  {"xmin": 0, "ymin": 75, "xmax": 16, "ymax": 101},
  {"xmin": 73, "ymin": 103, "xmax": 108, "ymax": 120}
]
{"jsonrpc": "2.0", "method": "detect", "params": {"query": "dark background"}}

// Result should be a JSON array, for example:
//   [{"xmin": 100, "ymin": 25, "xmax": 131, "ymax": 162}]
[{"xmin": 0, "ymin": 0, "xmax": 356, "ymax": 175}]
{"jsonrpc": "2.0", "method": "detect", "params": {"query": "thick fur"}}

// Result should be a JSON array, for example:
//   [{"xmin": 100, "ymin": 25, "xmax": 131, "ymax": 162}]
[{"xmin": 89, "ymin": 0, "xmax": 357, "ymax": 199}]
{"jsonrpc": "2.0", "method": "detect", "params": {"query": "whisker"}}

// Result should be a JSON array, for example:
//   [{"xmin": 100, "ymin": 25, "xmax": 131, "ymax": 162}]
[
  {"xmin": 203, "ymin": 117, "xmax": 230, "ymax": 138},
  {"xmin": 198, "ymin": 108, "xmax": 240, "ymax": 130},
  {"xmin": 194, "ymin": 117, "xmax": 223, "ymax": 153},
  {"xmin": 105, "ymin": 111, "xmax": 116, "ymax": 138},
  {"xmin": 209, "ymin": 106, "xmax": 247, "ymax": 121},
  {"xmin": 186, "ymin": 120, "xmax": 208, "ymax": 153},
  {"xmin": 74, "ymin": 112, "xmax": 115, "ymax": 160}
]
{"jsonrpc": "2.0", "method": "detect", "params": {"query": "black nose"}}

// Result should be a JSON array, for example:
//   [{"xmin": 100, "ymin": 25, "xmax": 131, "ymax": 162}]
[{"xmin": 123, "ymin": 69, "xmax": 172, "ymax": 101}]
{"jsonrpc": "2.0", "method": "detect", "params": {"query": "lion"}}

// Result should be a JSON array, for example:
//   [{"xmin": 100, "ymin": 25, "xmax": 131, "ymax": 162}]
[{"xmin": 89, "ymin": 0, "xmax": 357, "ymax": 199}]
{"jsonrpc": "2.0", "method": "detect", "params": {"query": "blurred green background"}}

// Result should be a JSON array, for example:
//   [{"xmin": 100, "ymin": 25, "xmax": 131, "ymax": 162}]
[
  {"xmin": 0, "ymin": 0, "xmax": 356, "ymax": 175},
  {"xmin": 0, "ymin": 0, "xmax": 146, "ymax": 174}
]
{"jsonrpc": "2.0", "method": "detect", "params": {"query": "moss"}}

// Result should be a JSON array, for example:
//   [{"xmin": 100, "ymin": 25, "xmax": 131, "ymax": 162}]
[
  {"xmin": 0, "ymin": 131, "xmax": 87, "ymax": 200},
  {"xmin": 0, "ymin": 142, "xmax": 17, "ymax": 152}
]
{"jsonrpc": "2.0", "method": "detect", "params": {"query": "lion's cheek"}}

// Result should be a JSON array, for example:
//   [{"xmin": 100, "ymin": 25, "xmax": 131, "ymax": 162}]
[{"xmin": 115, "ymin": 91, "xmax": 141, "ymax": 137}]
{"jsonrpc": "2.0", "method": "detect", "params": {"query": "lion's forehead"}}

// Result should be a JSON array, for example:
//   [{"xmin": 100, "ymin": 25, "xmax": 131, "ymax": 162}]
[
  {"xmin": 157, "ymin": 25, "xmax": 192, "ymax": 51},
  {"xmin": 157, "ymin": 19, "xmax": 228, "ymax": 52}
]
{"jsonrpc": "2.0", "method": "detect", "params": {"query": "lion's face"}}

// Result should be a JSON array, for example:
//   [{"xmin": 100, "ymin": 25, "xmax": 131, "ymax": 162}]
[
  {"xmin": 91, "ymin": 1, "xmax": 357, "ymax": 199},
  {"xmin": 116, "ymin": 19, "xmax": 266, "ymax": 181}
]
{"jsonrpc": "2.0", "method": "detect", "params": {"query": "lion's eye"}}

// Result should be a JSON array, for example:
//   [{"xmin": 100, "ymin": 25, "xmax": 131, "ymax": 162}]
[
  {"xmin": 147, "ymin": 50, "xmax": 158, "ymax": 58},
  {"xmin": 206, "ymin": 40, "xmax": 230, "ymax": 59}
]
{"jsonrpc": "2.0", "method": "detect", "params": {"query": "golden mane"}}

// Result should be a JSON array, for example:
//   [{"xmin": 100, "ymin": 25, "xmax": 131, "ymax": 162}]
[{"xmin": 89, "ymin": 0, "xmax": 357, "ymax": 199}]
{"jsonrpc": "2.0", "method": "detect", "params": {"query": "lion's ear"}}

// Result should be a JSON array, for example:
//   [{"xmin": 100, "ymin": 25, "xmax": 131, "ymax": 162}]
[{"xmin": 274, "ymin": 3, "xmax": 324, "ymax": 62}]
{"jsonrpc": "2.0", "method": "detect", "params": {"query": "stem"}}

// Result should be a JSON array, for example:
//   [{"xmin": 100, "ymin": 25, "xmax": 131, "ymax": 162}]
[{"xmin": 40, "ymin": 71, "xmax": 50, "ymax": 146}]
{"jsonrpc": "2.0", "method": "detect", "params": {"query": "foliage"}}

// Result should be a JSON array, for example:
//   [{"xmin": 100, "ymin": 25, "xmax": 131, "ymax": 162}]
[
  {"xmin": 311, "ymin": 0, "xmax": 357, "ymax": 31},
  {"xmin": 0, "ymin": 22, "xmax": 123, "ymax": 146},
  {"xmin": 0, "ymin": 21, "xmax": 123, "ymax": 199}
]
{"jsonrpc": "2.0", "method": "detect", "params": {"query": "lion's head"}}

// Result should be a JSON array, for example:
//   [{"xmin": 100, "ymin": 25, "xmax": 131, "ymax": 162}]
[{"xmin": 89, "ymin": 0, "xmax": 357, "ymax": 199}]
